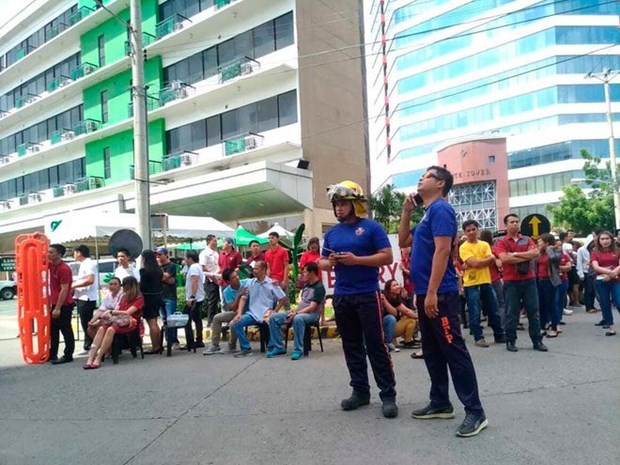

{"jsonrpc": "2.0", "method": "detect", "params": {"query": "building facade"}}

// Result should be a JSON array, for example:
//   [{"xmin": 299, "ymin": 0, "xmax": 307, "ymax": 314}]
[
  {"xmin": 0, "ymin": 0, "xmax": 368, "ymax": 252},
  {"xmin": 366, "ymin": 0, "xmax": 619, "ymax": 228}
]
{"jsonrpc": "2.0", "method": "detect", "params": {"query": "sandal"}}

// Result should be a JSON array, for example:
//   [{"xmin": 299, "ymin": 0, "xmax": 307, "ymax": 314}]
[
  {"xmin": 605, "ymin": 330, "xmax": 616, "ymax": 336},
  {"xmin": 411, "ymin": 351, "xmax": 424, "ymax": 359},
  {"xmin": 83, "ymin": 364, "xmax": 93, "ymax": 370},
  {"xmin": 546, "ymin": 330, "xmax": 558, "ymax": 338}
]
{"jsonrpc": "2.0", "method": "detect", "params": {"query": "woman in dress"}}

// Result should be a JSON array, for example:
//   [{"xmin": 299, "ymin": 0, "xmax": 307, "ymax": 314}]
[
  {"xmin": 84, "ymin": 276, "xmax": 144, "ymax": 369},
  {"xmin": 139, "ymin": 250, "xmax": 163, "ymax": 354}
]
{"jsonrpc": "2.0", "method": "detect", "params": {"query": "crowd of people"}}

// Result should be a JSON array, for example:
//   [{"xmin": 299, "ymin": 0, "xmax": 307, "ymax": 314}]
[{"xmin": 43, "ymin": 168, "xmax": 618, "ymax": 438}]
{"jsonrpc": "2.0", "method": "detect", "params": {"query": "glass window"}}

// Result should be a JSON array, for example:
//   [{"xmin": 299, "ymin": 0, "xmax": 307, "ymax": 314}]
[
  {"xmin": 221, "ymin": 109, "xmax": 239, "ymax": 139},
  {"xmin": 253, "ymin": 21, "xmax": 275, "ymax": 58},
  {"xmin": 101, "ymin": 90, "xmax": 109, "ymax": 123},
  {"xmin": 177, "ymin": 124, "xmax": 192, "ymax": 152},
  {"xmin": 257, "ymin": 97, "xmax": 278, "ymax": 132},
  {"xmin": 190, "ymin": 120, "xmax": 206, "ymax": 150},
  {"xmin": 277, "ymin": 90, "xmax": 297, "ymax": 126},
  {"xmin": 238, "ymin": 103, "xmax": 257, "ymax": 134},
  {"xmin": 166, "ymin": 127, "xmax": 180, "ymax": 154},
  {"xmin": 218, "ymin": 38, "xmax": 236, "ymax": 65},
  {"xmin": 185, "ymin": 0, "xmax": 200, "ymax": 17},
  {"xmin": 275, "ymin": 12, "xmax": 294, "ymax": 49},
  {"xmin": 174, "ymin": 58, "xmax": 190, "ymax": 82},
  {"xmin": 206, "ymin": 116, "xmax": 221, "ymax": 146},
  {"xmin": 235, "ymin": 31, "xmax": 253, "ymax": 59},
  {"xmin": 103, "ymin": 147, "xmax": 111, "ymax": 179},
  {"xmin": 49, "ymin": 166, "xmax": 58, "ymax": 187},
  {"xmin": 202, "ymin": 47, "xmax": 218, "ymax": 78},
  {"xmin": 98, "ymin": 35, "xmax": 105, "ymax": 67}
]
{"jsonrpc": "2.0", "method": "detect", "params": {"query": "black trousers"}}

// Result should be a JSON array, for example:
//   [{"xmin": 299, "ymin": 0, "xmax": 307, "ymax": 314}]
[
  {"xmin": 334, "ymin": 292, "xmax": 396, "ymax": 401},
  {"xmin": 50, "ymin": 304, "xmax": 75, "ymax": 359},
  {"xmin": 204, "ymin": 281, "xmax": 220, "ymax": 325},
  {"xmin": 77, "ymin": 300, "xmax": 97, "ymax": 350},
  {"xmin": 184, "ymin": 301, "xmax": 203, "ymax": 345},
  {"xmin": 416, "ymin": 292, "xmax": 483, "ymax": 415}
]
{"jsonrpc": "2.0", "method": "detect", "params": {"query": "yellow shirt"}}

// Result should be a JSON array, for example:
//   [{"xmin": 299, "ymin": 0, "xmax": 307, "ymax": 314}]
[{"xmin": 459, "ymin": 240, "xmax": 492, "ymax": 286}]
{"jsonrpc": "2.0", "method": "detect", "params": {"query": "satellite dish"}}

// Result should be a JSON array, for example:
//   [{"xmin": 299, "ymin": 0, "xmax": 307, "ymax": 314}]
[{"xmin": 108, "ymin": 229, "xmax": 143, "ymax": 259}]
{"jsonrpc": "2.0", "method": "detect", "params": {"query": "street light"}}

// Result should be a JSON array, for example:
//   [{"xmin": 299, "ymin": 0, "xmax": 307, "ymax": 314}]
[{"xmin": 585, "ymin": 68, "xmax": 619, "ymax": 229}]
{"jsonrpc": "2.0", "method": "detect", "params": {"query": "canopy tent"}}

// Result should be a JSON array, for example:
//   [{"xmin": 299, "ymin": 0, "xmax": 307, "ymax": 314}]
[
  {"xmin": 234, "ymin": 226, "xmax": 268, "ymax": 246},
  {"xmin": 44, "ymin": 213, "xmax": 233, "ymax": 244},
  {"xmin": 257, "ymin": 223, "xmax": 294, "ymax": 241}
]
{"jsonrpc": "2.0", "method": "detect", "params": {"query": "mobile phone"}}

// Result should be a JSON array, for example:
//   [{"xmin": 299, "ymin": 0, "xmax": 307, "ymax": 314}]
[{"xmin": 409, "ymin": 192, "xmax": 423, "ymax": 208}]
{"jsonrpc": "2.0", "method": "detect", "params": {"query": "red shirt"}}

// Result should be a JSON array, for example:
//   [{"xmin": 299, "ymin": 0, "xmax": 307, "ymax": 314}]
[
  {"xmin": 265, "ymin": 246, "xmax": 289, "ymax": 281},
  {"xmin": 559, "ymin": 252, "xmax": 570, "ymax": 281},
  {"xmin": 49, "ymin": 261, "xmax": 74, "ymax": 306},
  {"xmin": 490, "ymin": 245, "xmax": 502, "ymax": 282},
  {"xmin": 299, "ymin": 250, "xmax": 320, "ymax": 268},
  {"xmin": 218, "ymin": 250, "xmax": 243, "ymax": 273},
  {"xmin": 537, "ymin": 252, "xmax": 550, "ymax": 279},
  {"xmin": 119, "ymin": 295, "xmax": 144, "ymax": 321},
  {"xmin": 495, "ymin": 234, "xmax": 537, "ymax": 281},
  {"xmin": 591, "ymin": 250, "xmax": 620, "ymax": 281}
]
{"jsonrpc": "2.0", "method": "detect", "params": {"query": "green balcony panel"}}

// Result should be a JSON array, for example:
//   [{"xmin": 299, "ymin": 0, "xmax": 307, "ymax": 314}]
[
  {"xmin": 48, "ymin": 25, "xmax": 59, "ymax": 39},
  {"xmin": 53, "ymin": 186, "xmax": 65, "ymax": 198},
  {"xmin": 156, "ymin": 17, "xmax": 176, "ymax": 39},
  {"xmin": 17, "ymin": 144, "xmax": 27, "ymax": 156},
  {"xmin": 18, "ymin": 196, "xmax": 29, "ymax": 206},
  {"xmin": 47, "ymin": 79, "xmax": 60, "ymax": 93},
  {"xmin": 225, "ymin": 138, "xmax": 246, "ymax": 156},
  {"xmin": 15, "ymin": 49, "xmax": 26, "ymax": 60},
  {"xmin": 221, "ymin": 62, "xmax": 242, "ymax": 82},
  {"xmin": 50, "ymin": 132, "xmax": 63, "ymax": 145},
  {"xmin": 15, "ymin": 97, "xmax": 25, "ymax": 109},
  {"xmin": 75, "ymin": 177, "xmax": 104, "ymax": 192},
  {"xmin": 216, "ymin": 0, "xmax": 231, "ymax": 9},
  {"xmin": 74, "ymin": 119, "xmax": 101, "ymax": 136}
]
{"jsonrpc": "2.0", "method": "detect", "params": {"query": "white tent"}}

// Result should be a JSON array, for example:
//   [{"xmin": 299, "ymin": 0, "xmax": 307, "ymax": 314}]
[
  {"xmin": 44, "ymin": 212, "xmax": 233, "ymax": 243},
  {"xmin": 258, "ymin": 222, "xmax": 295, "ymax": 240}
]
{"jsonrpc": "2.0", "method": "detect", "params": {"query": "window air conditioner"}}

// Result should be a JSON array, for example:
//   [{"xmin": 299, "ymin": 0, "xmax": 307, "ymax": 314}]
[
  {"xmin": 0, "ymin": 112, "xmax": 6, "ymax": 119},
  {"xmin": 59, "ymin": 78, "xmax": 72, "ymax": 87},
  {"xmin": 171, "ymin": 80, "xmax": 182, "ymax": 90},
  {"xmin": 85, "ymin": 120, "xmax": 98, "ymax": 132},
  {"xmin": 180, "ymin": 153, "xmax": 193, "ymax": 166},
  {"xmin": 0, "ymin": 200, "xmax": 11, "ymax": 211},
  {"xmin": 64, "ymin": 184, "xmax": 77, "ymax": 195},
  {"xmin": 28, "ymin": 145, "xmax": 40, "ymax": 153},
  {"xmin": 84, "ymin": 64, "xmax": 96, "ymax": 75},
  {"xmin": 240, "ymin": 61, "xmax": 253, "ymax": 75},
  {"xmin": 244, "ymin": 135, "xmax": 257, "ymax": 150},
  {"xmin": 63, "ymin": 131, "xmax": 75, "ymax": 140},
  {"xmin": 28, "ymin": 193, "xmax": 42, "ymax": 203}
]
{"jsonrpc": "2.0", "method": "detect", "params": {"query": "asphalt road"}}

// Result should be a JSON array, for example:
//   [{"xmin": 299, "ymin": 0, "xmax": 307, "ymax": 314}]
[{"xmin": 0, "ymin": 308, "xmax": 618, "ymax": 465}]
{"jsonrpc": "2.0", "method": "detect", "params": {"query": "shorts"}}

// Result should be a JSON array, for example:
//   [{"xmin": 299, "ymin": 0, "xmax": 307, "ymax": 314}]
[
  {"xmin": 568, "ymin": 268, "xmax": 580, "ymax": 287},
  {"xmin": 142, "ymin": 295, "xmax": 162, "ymax": 319}
]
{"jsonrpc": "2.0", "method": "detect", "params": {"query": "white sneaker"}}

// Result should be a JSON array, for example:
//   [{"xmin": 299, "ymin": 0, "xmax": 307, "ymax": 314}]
[
  {"xmin": 563, "ymin": 309, "xmax": 573, "ymax": 315},
  {"xmin": 387, "ymin": 343, "xmax": 400, "ymax": 353},
  {"xmin": 203, "ymin": 346, "xmax": 221, "ymax": 355}
]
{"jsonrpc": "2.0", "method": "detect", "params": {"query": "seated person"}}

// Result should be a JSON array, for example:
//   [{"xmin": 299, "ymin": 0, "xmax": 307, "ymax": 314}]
[
  {"xmin": 267, "ymin": 262, "xmax": 326, "ymax": 360},
  {"xmin": 87, "ymin": 277, "xmax": 123, "ymax": 340},
  {"xmin": 230, "ymin": 261, "xmax": 287, "ymax": 358},
  {"xmin": 83, "ymin": 277, "xmax": 144, "ymax": 370},
  {"xmin": 203, "ymin": 268, "xmax": 250, "ymax": 355},
  {"xmin": 382, "ymin": 279, "xmax": 418, "ymax": 352}
]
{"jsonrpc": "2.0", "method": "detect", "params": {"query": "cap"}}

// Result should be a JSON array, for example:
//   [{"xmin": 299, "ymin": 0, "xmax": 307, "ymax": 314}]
[
  {"xmin": 155, "ymin": 247, "xmax": 169, "ymax": 255},
  {"xmin": 224, "ymin": 237, "xmax": 235, "ymax": 245}
]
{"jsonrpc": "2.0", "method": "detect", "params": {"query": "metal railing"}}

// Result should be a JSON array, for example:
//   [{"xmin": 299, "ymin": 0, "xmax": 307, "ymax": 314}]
[
  {"xmin": 16, "ymin": 142, "xmax": 42, "ymax": 157},
  {"xmin": 219, "ymin": 56, "xmax": 260, "ymax": 83},
  {"xmin": 75, "ymin": 176, "xmax": 104, "ymax": 193},
  {"xmin": 70, "ymin": 62, "xmax": 98, "ymax": 80},
  {"xmin": 69, "ymin": 6, "xmax": 95, "ymax": 26},
  {"xmin": 223, "ymin": 133, "xmax": 264, "ymax": 156},
  {"xmin": 156, "ymin": 14, "xmax": 190, "ymax": 39},
  {"xmin": 162, "ymin": 151, "xmax": 199, "ymax": 171},
  {"xmin": 125, "ymin": 32, "xmax": 157, "ymax": 55},
  {"xmin": 128, "ymin": 95, "xmax": 160, "ymax": 117},
  {"xmin": 47, "ymin": 74, "xmax": 72, "ymax": 93},
  {"xmin": 73, "ymin": 119, "xmax": 101, "ymax": 136},
  {"xmin": 129, "ymin": 161, "xmax": 163, "ymax": 179},
  {"xmin": 159, "ymin": 81, "xmax": 195, "ymax": 106}
]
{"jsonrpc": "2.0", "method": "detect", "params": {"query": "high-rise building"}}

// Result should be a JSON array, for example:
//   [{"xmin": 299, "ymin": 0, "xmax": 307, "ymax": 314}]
[
  {"xmin": 0, "ymin": 0, "xmax": 368, "ymax": 251},
  {"xmin": 366, "ymin": 0, "xmax": 619, "ymax": 230}
]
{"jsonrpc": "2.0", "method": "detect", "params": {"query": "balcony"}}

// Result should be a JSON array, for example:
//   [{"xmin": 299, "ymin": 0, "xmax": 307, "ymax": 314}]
[
  {"xmin": 215, "ymin": 0, "xmax": 233, "ymax": 8},
  {"xmin": 223, "ymin": 133, "xmax": 264, "ymax": 157},
  {"xmin": 69, "ymin": 5, "xmax": 95, "ymax": 26},
  {"xmin": 155, "ymin": 14, "xmax": 191, "ymax": 40},
  {"xmin": 19, "ymin": 192, "xmax": 44, "ymax": 206},
  {"xmin": 158, "ymin": 81, "xmax": 195, "ymax": 106},
  {"xmin": 75, "ymin": 176, "xmax": 104, "ymax": 193},
  {"xmin": 162, "ymin": 151, "xmax": 199, "ymax": 171},
  {"xmin": 124, "ymin": 32, "xmax": 157, "ymax": 55},
  {"xmin": 50, "ymin": 129, "xmax": 75, "ymax": 145},
  {"xmin": 0, "ymin": 200, "xmax": 11, "ymax": 211},
  {"xmin": 52, "ymin": 186, "xmax": 66, "ymax": 198},
  {"xmin": 73, "ymin": 119, "xmax": 101, "ymax": 136},
  {"xmin": 16, "ymin": 142, "xmax": 42, "ymax": 157},
  {"xmin": 219, "ymin": 56, "xmax": 260, "ymax": 83},
  {"xmin": 47, "ymin": 74, "xmax": 72, "ymax": 93},
  {"xmin": 128, "ymin": 95, "xmax": 160, "ymax": 117},
  {"xmin": 70, "ymin": 62, "xmax": 98, "ymax": 80},
  {"xmin": 129, "ymin": 161, "xmax": 163, "ymax": 179}
]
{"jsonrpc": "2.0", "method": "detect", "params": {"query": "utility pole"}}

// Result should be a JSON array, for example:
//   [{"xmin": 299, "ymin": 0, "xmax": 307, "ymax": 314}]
[
  {"xmin": 586, "ymin": 68, "xmax": 619, "ymax": 230},
  {"xmin": 130, "ymin": 0, "xmax": 151, "ymax": 249}
]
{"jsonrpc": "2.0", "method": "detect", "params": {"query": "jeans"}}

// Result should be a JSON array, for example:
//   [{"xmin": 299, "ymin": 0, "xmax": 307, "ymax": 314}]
[
  {"xmin": 463, "ymin": 284, "xmax": 504, "ymax": 341},
  {"xmin": 537, "ymin": 279, "xmax": 557, "ymax": 330},
  {"xmin": 77, "ymin": 300, "xmax": 96, "ymax": 350},
  {"xmin": 160, "ymin": 299, "xmax": 179, "ymax": 344},
  {"xmin": 232, "ymin": 313, "xmax": 260, "ymax": 350},
  {"xmin": 50, "ymin": 304, "xmax": 75, "ymax": 359},
  {"xmin": 334, "ymin": 292, "xmax": 396, "ymax": 402},
  {"xmin": 269, "ymin": 311, "xmax": 319, "ymax": 353},
  {"xmin": 383, "ymin": 314, "xmax": 397, "ymax": 344},
  {"xmin": 503, "ymin": 279, "xmax": 542, "ymax": 344},
  {"xmin": 554, "ymin": 280, "xmax": 569, "ymax": 328},
  {"xmin": 211, "ymin": 310, "xmax": 237, "ymax": 348},
  {"xmin": 492, "ymin": 280, "xmax": 506, "ymax": 327},
  {"xmin": 204, "ymin": 281, "xmax": 221, "ymax": 325},
  {"xmin": 583, "ymin": 272, "xmax": 596, "ymax": 311},
  {"xmin": 595, "ymin": 279, "xmax": 620, "ymax": 325},
  {"xmin": 416, "ymin": 292, "xmax": 484, "ymax": 415}
]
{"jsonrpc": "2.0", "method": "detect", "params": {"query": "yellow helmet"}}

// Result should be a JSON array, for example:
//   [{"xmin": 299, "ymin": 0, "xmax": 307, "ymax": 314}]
[{"xmin": 326, "ymin": 180, "xmax": 367, "ymax": 202}]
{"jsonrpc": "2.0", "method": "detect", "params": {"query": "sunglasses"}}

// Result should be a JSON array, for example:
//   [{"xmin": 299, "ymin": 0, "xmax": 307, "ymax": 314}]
[{"xmin": 421, "ymin": 171, "xmax": 440, "ymax": 181}]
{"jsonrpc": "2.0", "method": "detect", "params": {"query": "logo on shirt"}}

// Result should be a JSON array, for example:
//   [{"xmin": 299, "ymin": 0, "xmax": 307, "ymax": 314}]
[{"xmin": 355, "ymin": 227, "xmax": 365, "ymax": 236}]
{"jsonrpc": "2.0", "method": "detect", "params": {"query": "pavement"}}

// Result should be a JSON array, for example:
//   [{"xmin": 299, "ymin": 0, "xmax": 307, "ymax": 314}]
[{"xmin": 0, "ymin": 298, "xmax": 618, "ymax": 465}]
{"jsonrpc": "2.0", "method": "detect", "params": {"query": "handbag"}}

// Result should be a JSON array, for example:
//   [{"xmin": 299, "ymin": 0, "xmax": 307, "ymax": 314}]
[
  {"xmin": 167, "ymin": 311, "xmax": 189, "ymax": 328},
  {"xmin": 112, "ymin": 313, "xmax": 132, "ymax": 327}
]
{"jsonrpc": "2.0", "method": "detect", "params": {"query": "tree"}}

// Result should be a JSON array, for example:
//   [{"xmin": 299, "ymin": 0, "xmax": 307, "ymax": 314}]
[
  {"xmin": 370, "ymin": 184, "xmax": 423, "ymax": 233},
  {"xmin": 548, "ymin": 149, "xmax": 615, "ymax": 235}
]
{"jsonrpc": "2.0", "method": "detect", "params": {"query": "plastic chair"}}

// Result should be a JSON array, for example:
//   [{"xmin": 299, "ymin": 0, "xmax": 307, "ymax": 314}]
[
  {"xmin": 284, "ymin": 319, "xmax": 323, "ymax": 356},
  {"xmin": 111, "ymin": 323, "xmax": 144, "ymax": 364}
]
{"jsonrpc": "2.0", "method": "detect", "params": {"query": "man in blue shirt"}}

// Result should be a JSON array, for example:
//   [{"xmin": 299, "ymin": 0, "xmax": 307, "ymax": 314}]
[
  {"xmin": 203, "ymin": 268, "xmax": 249, "ymax": 355},
  {"xmin": 230, "ymin": 260, "xmax": 287, "ymax": 357},
  {"xmin": 318, "ymin": 180, "xmax": 397, "ymax": 419},
  {"xmin": 398, "ymin": 166, "xmax": 487, "ymax": 438}
]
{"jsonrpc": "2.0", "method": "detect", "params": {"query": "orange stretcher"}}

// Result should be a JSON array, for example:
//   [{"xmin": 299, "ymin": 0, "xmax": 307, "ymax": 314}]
[{"xmin": 15, "ymin": 233, "xmax": 50, "ymax": 365}]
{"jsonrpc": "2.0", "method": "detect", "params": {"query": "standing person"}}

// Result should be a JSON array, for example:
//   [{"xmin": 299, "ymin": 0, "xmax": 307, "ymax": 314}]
[
  {"xmin": 246, "ymin": 239, "xmax": 265, "ymax": 268},
  {"xmin": 459, "ymin": 220, "xmax": 505, "ymax": 347},
  {"xmin": 139, "ymin": 250, "xmax": 163, "ymax": 354},
  {"xmin": 576, "ymin": 236, "xmax": 597, "ymax": 313},
  {"xmin": 156, "ymin": 247, "xmax": 179, "ymax": 350},
  {"xmin": 399, "ymin": 247, "xmax": 414, "ymax": 295},
  {"xmin": 399, "ymin": 166, "xmax": 487, "ymax": 438},
  {"xmin": 48, "ymin": 244, "xmax": 75, "ymax": 365},
  {"xmin": 114, "ymin": 248, "xmax": 140, "ymax": 282},
  {"xmin": 265, "ymin": 231, "xmax": 290, "ymax": 293},
  {"xmin": 536, "ymin": 234, "xmax": 562, "ymax": 337},
  {"xmin": 560, "ymin": 231, "xmax": 577, "ymax": 312},
  {"xmin": 298, "ymin": 236, "xmax": 321, "ymax": 289},
  {"xmin": 479, "ymin": 230, "xmax": 506, "ymax": 326},
  {"xmin": 495, "ymin": 214, "xmax": 548, "ymax": 353},
  {"xmin": 218, "ymin": 237, "xmax": 243, "ymax": 278},
  {"xmin": 71, "ymin": 244, "xmax": 98, "ymax": 353},
  {"xmin": 590, "ymin": 231, "xmax": 620, "ymax": 336},
  {"xmin": 184, "ymin": 251, "xmax": 205, "ymax": 348},
  {"xmin": 318, "ymin": 180, "xmax": 397, "ymax": 419},
  {"xmin": 199, "ymin": 235, "xmax": 220, "ymax": 327}
]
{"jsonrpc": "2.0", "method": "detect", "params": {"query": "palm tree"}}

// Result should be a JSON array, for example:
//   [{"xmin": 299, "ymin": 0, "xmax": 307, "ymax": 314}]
[{"xmin": 370, "ymin": 184, "xmax": 406, "ymax": 232}]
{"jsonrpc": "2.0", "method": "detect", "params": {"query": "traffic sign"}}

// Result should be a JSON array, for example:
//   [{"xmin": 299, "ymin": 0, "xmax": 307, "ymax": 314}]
[
  {"xmin": 520, "ymin": 214, "xmax": 550, "ymax": 239},
  {"xmin": 0, "ymin": 256, "xmax": 16, "ymax": 272}
]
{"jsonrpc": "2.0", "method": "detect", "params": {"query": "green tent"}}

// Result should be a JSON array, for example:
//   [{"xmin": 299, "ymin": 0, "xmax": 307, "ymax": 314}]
[{"xmin": 234, "ymin": 226, "xmax": 268, "ymax": 246}]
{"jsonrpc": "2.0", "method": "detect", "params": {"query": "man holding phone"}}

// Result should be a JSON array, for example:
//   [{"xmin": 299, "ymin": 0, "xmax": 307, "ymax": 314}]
[
  {"xmin": 399, "ymin": 166, "xmax": 487, "ymax": 438},
  {"xmin": 318, "ymin": 180, "xmax": 397, "ymax": 419}
]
